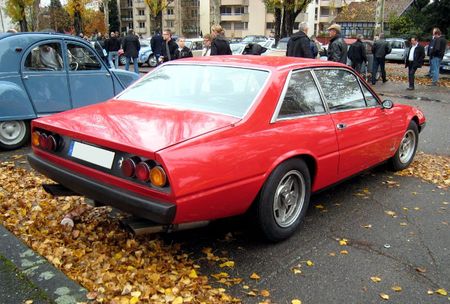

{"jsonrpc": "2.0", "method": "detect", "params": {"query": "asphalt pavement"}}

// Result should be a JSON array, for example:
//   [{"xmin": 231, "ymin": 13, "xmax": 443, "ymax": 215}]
[{"xmin": 0, "ymin": 79, "xmax": 449, "ymax": 304}]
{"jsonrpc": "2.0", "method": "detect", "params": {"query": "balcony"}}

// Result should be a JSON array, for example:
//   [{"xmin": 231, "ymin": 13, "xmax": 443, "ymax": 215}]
[
  {"xmin": 133, "ymin": 2, "xmax": 146, "ymax": 8},
  {"xmin": 320, "ymin": 0, "xmax": 343, "ymax": 8},
  {"xmin": 221, "ymin": 0, "xmax": 248, "ymax": 5},
  {"xmin": 135, "ymin": 15, "xmax": 147, "ymax": 20},
  {"xmin": 220, "ymin": 13, "xmax": 249, "ymax": 22}
]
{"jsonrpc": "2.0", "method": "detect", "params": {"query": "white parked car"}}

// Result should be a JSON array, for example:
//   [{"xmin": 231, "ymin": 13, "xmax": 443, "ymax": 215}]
[{"xmin": 385, "ymin": 38, "xmax": 407, "ymax": 62}]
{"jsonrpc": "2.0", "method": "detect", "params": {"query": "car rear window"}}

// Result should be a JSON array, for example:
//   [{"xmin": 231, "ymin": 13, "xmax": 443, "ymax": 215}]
[{"xmin": 117, "ymin": 65, "xmax": 269, "ymax": 118}]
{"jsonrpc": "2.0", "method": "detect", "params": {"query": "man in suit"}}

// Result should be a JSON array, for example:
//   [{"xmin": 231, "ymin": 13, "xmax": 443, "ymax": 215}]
[{"xmin": 405, "ymin": 37, "xmax": 425, "ymax": 90}]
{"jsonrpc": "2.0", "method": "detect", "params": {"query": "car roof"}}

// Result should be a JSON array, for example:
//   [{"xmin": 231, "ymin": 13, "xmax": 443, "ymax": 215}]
[
  {"xmin": 0, "ymin": 31, "xmax": 85, "ymax": 42},
  {"xmin": 165, "ymin": 56, "xmax": 345, "ymax": 72}
]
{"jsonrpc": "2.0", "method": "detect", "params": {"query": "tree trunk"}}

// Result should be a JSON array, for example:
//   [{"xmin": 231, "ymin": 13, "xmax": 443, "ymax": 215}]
[
  {"xmin": 19, "ymin": 19, "xmax": 28, "ymax": 32},
  {"xmin": 74, "ymin": 11, "xmax": 82, "ymax": 35},
  {"xmin": 274, "ymin": 7, "xmax": 282, "ymax": 44},
  {"xmin": 284, "ymin": 10, "xmax": 295, "ymax": 37}
]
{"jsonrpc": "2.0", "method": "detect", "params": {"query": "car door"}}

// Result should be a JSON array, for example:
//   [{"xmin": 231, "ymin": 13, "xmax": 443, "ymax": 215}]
[
  {"xmin": 21, "ymin": 40, "xmax": 71, "ymax": 114},
  {"xmin": 272, "ymin": 69, "xmax": 340, "ymax": 190},
  {"xmin": 313, "ymin": 68, "xmax": 393, "ymax": 178},
  {"xmin": 65, "ymin": 41, "xmax": 115, "ymax": 108}
]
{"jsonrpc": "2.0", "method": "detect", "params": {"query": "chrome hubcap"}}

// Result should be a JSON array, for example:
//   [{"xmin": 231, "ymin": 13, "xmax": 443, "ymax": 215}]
[
  {"xmin": 0, "ymin": 121, "xmax": 26, "ymax": 145},
  {"xmin": 273, "ymin": 170, "xmax": 305, "ymax": 228},
  {"xmin": 399, "ymin": 130, "xmax": 416, "ymax": 164}
]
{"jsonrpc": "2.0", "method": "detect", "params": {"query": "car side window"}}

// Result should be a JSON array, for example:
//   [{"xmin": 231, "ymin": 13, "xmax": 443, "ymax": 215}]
[
  {"xmin": 314, "ymin": 69, "xmax": 366, "ymax": 111},
  {"xmin": 361, "ymin": 84, "xmax": 379, "ymax": 107},
  {"xmin": 66, "ymin": 43, "xmax": 102, "ymax": 71},
  {"xmin": 24, "ymin": 42, "xmax": 63, "ymax": 71},
  {"xmin": 278, "ymin": 71, "xmax": 325, "ymax": 118},
  {"xmin": 193, "ymin": 41, "xmax": 203, "ymax": 51}
]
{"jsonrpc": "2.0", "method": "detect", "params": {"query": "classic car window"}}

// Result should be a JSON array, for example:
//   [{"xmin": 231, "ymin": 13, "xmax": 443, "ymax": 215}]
[
  {"xmin": 314, "ymin": 69, "xmax": 366, "ymax": 111},
  {"xmin": 361, "ymin": 84, "xmax": 379, "ymax": 107},
  {"xmin": 278, "ymin": 71, "xmax": 325, "ymax": 118},
  {"xmin": 117, "ymin": 65, "xmax": 269, "ymax": 118},
  {"xmin": 24, "ymin": 43, "xmax": 63, "ymax": 71},
  {"xmin": 67, "ymin": 43, "xmax": 102, "ymax": 71}
]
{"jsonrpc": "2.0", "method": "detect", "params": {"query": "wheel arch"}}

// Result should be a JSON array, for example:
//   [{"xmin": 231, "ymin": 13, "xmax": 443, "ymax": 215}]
[{"xmin": 0, "ymin": 80, "xmax": 36, "ymax": 121}]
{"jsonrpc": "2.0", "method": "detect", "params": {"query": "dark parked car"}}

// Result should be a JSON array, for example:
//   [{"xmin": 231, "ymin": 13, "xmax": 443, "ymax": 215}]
[{"xmin": 0, "ymin": 32, "xmax": 139, "ymax": 150}]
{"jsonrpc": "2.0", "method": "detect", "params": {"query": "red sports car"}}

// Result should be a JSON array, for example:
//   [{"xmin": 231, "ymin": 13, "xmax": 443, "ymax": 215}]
[{"xmin": 28, "ymin": 56, "xmax": 425, "ymax": 241}]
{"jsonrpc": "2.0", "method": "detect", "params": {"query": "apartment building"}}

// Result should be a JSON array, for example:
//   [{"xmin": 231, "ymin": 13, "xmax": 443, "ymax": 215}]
[
  {"xmin": 118, "ymin": 0, "xmax": 200, "ymax": 38},
  {"xmin": 117, "ymin": 0, "xmax": 362, "ymax": 39}
]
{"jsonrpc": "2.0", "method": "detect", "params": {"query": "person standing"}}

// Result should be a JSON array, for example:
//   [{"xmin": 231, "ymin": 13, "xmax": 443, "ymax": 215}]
[
  {"xmin": 405, "ymin": 37, "xmax": 425, "ymax": 90},
  {"xmin": 175, "ymin": 37, "xmax": 193, "ymax": 59},
  {"xmin": 428, "ymin": 28, "xmax": 447, "ymax": 86},
  {"xmin": 122, "ymin": 29, "xmax": 140, "ymax": 74},
  {"xmin": 347, "ymin": 34, "xmax": 367, "ymax": 74},
  {"xmin": 106, "ymin": 32, "xmax": 121, "ymax": 68},
  {"xmin": 286, "ymin": 22, "xmax": 313, "ymax": 58},
  {"xmin": 327, "ymin": 24, "xmax": 347, "ymax": 63},
  {"xmin": 160, "ymin": 29, "xmax": 178, "ymax": 63},
  {"xmin": 210, "ymin": 24, "xmax": 232, "ymax": 55},
  {"xmin": 426, "ymin": 28, "xmax": 438, "ymax": 77},
  {"xmin": 202, "ymin": 34, "xmax": 212, "ymax": 56},
  {"xmin": 371, "ymin": 33, "xmax": 391, "ymax": 85},
  {"xmin": 150, "ymin": 30, "xmax": 163, "ymax": 63}
]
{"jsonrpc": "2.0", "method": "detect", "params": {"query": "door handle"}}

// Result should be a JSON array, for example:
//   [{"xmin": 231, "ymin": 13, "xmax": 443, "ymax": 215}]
[
  {"xmin": 337, "ymin": 123, "xmax": 347, "ymax": 130},
  {"xmin": 22, "ymin": 75, "xmax": 29, "ymax": 80}
]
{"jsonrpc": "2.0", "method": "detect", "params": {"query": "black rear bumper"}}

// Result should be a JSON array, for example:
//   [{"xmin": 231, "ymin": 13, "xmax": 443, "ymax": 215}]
[{"xmin": 28, "ymin": 153, "xmax": 176, "ymax": 224}]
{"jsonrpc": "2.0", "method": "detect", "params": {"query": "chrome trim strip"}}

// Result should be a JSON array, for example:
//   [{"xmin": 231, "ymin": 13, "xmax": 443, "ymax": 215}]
[{"xmin": 270, "ymin": 70, "xmax": 293, "ymax": 123}]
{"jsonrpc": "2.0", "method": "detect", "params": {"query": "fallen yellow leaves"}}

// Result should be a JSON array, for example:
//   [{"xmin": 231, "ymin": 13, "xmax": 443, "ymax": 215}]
[
  {"xmin": 339, "ymin": 238, "xmax": 348, "ymax": 246},
  {"xmin": 291, "ymin": 299, "xmax": 302, "ymax": 304},
  {"xmin": 391, "ymin": 286, "xmax": 402, "ymax": 292},
  {"xmin": 370, "ymin": 276, "xmax": 382, "ymax": 283},
  {"xmin": 219, "ymin": 261, "xmax": 235, "ymax": 268},
  {"xmin": 0, "ymin": 162, "xmax": 239, "ymax": 303},
  {"xmin": 436, "ymin": 288, "xmax": 448, "ymax": 296},
  {"xmin": 396, "ymin": 152, "xmax": 450, "ymax": 188},
  {"xmin": 250, "ymin": 273, "xmax": 261, "ymax": 280},
  {"xmin": 379, "ymin": 293, "xmax": 390, "ymax": 300}
]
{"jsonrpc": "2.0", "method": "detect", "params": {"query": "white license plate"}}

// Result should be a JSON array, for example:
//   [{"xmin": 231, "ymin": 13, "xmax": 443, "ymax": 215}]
[
  {"xmin": 443, "ymin": 66, "xmax": 450, "ymax": 70},
  {"xmin": 69, "ymin": 141, "xmax": 115, "ymax": 169}
]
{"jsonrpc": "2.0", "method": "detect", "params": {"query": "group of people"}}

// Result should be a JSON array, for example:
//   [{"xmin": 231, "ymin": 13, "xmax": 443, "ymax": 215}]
[{"xmin": 286, "ymin": 22, "xmax": 447, "ymax": 90}]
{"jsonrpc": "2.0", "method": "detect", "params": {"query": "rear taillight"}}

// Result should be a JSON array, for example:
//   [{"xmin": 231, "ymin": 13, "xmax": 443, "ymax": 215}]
[
  {"xmin": 121, "ymin": 157, "xmax": 140, "ymax": 177},
  {"xmin": 135, "ymin": 161, "xmax": 151, "ymax": 182},
  {"xmin": 32, "ymin": 130, "xmax": 61, "ymax": 152},
  {"xmin": 120, "ymin": 156, "xmax": 168, "ymax": 188}
]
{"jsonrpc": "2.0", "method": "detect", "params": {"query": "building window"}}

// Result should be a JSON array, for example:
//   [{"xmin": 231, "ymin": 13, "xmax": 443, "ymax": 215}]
[
  {"xmin": 139, "ymin": 22, "xmax": 145, "ymax": 28},
  {"xmin": 127, "ymin": 0, "xmax": 132, "ymax": 7},
  {"xmin": 138, "ymin": 9, "xmax": 144, "ymax": 16},
  {"xmin": 220, "ymin": 6, "xmax": 232, "ymax": 15},
  {"xmin": 167, "ymin": 8, "xmax": 174, "ymax": 15},
  {"xmin": 166, "ymin": 20, "xmax": 174, "ymax": 27},
  {"xmin": 221, "ymin": 21, "xmax": 232, "ymax": 30},
  {"xmin": 266, "ymin": 22, "xmax": 274, "ymax": 30},
  {"xmin": 315, "ymin": 7, "xmax": 318, "ymax": 20},
  {"xmin": 128, "ymin": 22, "xmax": 133, "ymax": 29},
  {"xmin": 234, "ymin": 6, "xmax": 247, "ymax": 15},
  {"xmin": 191, "ymin": 9, "xmax": 197, "ymax": 17},
  {"xmin": 234, "ymin": 22, "xmax": 248, "ymax": 30},
  {"xmin": 320, "ymin": 8, "xmax": 330, "ymax": 16}
]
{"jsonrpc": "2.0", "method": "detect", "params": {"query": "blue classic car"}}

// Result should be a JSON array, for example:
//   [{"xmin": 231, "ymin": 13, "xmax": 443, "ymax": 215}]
[{"xmin": 0, "ymin": 32, "xmax": 139, "ymax": 150}]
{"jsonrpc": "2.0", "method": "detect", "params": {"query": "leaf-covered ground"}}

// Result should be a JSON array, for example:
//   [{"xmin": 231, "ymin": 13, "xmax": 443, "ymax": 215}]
[
  {"xmin": 0, "ymin": 151, "xmax": 448, "ymax": 303},
  {"xmin": 0, "ymin": 160, "xmax": 240, "ymax": 304},
  {"xmin": 385, "ymin": 64, "xmax": 450, "ymax": 88}
]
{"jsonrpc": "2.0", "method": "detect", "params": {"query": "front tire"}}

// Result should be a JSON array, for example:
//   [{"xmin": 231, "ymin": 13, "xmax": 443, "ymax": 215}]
[
  {"xmin": 390, "ymin": 121, "xmax": 419, "ymax": 171},
  {"xmin": 148, "ymin": 55, "xmax": 158, "ymax": 67},
  {"xmin": 256, "ymin": 159, "xmax": 311, "ymax": 242},
  {"xmin": 0, "ymin": 120, "xmax": 30, "ymax": 150},
  {"xmin": 119, "ymin": 55, "xmax": 126, "ymax": 66}
]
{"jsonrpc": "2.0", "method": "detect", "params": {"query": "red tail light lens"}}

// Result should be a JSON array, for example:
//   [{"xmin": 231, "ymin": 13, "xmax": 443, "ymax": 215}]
[
  {"xmin": 121, "ymin": 157, "xmax": 140, "ymax": 177},
  {"xmin": 38, "ymin": 133, "xmax": 49, "ymax": 150},
  {"xmin": 47, "ymin": 135, "xmax": 57, "ymax": 151},
  {"xmin": 135, "ymin": 162, "xmax": 151, "ymax": 182}
]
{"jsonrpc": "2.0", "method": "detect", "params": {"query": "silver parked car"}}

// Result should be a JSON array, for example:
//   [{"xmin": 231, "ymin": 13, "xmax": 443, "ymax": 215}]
[{"xmin": 385, "ymin": 38, "xmax": 407, "ymax": 62}]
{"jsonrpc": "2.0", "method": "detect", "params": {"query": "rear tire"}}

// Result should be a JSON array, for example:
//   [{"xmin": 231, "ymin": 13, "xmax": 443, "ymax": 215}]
[
  {"xmin": 148, "ymin": 55, "xmax": 158, "ymax": 67},
  {"xmin": 0, "ymin": 120, "xmax": 30, "ymax": 150},
  {"xmin": 390, "ymin": 121, "xmax": 419, "ymax": 171},
  {"xmin": 256, "ymin": 159, "xmax": 311, "ymax": 242},
  {"xmin": 119, "ymin": 55, "xmax": 126, "ymax": 66}
]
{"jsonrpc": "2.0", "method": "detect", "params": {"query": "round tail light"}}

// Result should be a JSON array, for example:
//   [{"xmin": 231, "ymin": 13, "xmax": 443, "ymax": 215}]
[
  {"xmin": 121, "ymin": 157, "xmax": 140, "ymax": 177},
  {"xmin": 135, "ymin": 162, "xmax": 151, "ymax": 182},
  {"xmin": 31, "ymin": 131, "xmax": 40, "ymax": 147},
  {"xmin": 150, "ymin": 166, "xmax": 167, "ymax": 187},
  {"xmin": 47, "ymin": 135, "xmax": 57, "ymax": 151},
  {"xmin": 38, "ymin": 133, "xmax": 49, "ymax": 150}
]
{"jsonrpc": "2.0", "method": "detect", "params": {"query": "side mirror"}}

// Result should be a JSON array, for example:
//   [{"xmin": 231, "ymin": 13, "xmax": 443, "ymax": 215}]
[{"xmin": 382, "ymin": 99, "xmax": 394, "ymax": 109}]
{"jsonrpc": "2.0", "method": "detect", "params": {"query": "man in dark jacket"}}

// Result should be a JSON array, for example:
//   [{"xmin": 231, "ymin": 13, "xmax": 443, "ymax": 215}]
[
  {"xmin": 160, "ymin": 29, "xmax": 178, "ymax": 63},
  {"xmin": 371, "ymin": 33, "xmax": 391, "ymax": 85},
  {"xmin": 327, "ymin": 24, "xmax": 347, "ymax": 63},
  {"xmin": 210, "ymin": 24, "xmax": 232, "ymax": 55},
  {"xmin": 405, "ymin": 37, "xmax": 425, "ymax": 90},
  {"xmin": 150, "ymin": 31, "xmax": 163, "ymax": 63},
  {"xmin": 286, "ymin": 22, "xmax": 313, "ymax": 58},
  {"xmin": 428, "ymin": 28, "xmax": 447, "ymax": 86},
  {"xmin": 347, "ymin": 34, "xmax": 367, "ymax": 74},
  {"xmin": 105, "ymin": 31, "xmax": 121, "ymax": 68},
  {"xmin": 175, "ymin": 37, "xmax": 193, "ymax": 59},
  {"xmin": 122, "ymin": 29, "xmax": 140, "ymax": 74}
]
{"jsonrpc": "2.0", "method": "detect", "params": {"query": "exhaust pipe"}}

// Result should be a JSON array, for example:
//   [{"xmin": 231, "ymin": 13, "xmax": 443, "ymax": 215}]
[
  {"xmin": 120, "ymin": 217, "xmax": 210, "ymax": 236},
  {"xmin": 42, "ymin": 184, "xmax": 78, "ymax": 196}
]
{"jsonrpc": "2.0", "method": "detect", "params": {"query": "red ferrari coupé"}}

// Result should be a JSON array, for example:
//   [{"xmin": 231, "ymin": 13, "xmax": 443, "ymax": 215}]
[{"xmin": 28, "ymin": 56, "xmax": 425, "ymax": 241}]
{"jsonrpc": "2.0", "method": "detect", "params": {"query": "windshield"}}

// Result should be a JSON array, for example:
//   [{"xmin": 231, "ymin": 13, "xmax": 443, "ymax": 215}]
[
  {"xmin": 230, "ymin": 44, "xmax": 245, "ymax": 54},
  {"xmin": 117, "ymin": 65, "xmax": 269, "ymax": 118},
  {"xmin": 276, "ymin": 39, "xmax": 289, "ymax": 50}
]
